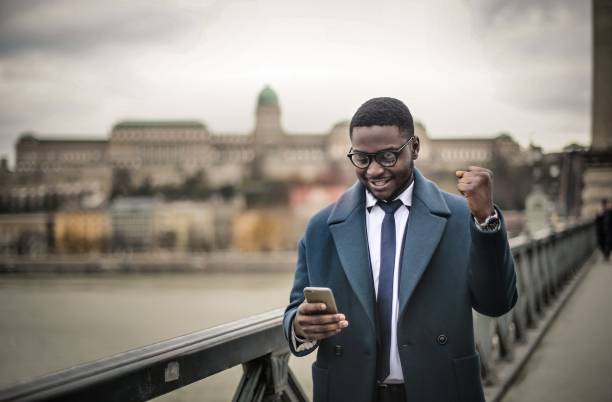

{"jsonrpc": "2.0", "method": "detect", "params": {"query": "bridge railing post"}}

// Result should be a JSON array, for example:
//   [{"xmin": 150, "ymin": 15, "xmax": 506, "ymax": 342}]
[
  {"xmin": 232, "ymin": 347, "xmax": 308, "ymax": 402},
  {"xmin": 511, "ymin": 248, "xmax": 528, "ymax": 342},
  {"xmin": 518, "ymin": 246, "xmax": 538, "ymax": 329}
]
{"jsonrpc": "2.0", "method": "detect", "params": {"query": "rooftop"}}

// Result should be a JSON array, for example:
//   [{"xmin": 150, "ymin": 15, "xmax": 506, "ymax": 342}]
[
  {"xmin": 257, "ymin": 85, "xmax": 279, "ymax": 107},
  {"xmin": 112, "ymin": 121, "xmax": 206, "ymax": 130}
]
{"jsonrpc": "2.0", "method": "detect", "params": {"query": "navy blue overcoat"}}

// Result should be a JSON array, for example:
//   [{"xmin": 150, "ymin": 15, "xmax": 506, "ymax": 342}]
[{"xmin": 283, "ymin": 169, "xmax": 518, "ymax": 402}]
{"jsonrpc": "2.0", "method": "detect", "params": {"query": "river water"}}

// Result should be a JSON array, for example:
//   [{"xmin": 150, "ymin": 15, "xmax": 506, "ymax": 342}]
[{"xmin": 0, "ymin": 272, "xmax": 315, "ymax": 401}]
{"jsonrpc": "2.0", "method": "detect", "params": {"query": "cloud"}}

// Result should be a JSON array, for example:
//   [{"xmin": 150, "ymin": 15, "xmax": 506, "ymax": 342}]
[
  {"xmin": 0, "ymin": 0, "xmax": 593, "ymax": 160},
  {"xmin": 465, "ymin": 0, "xmax": 591, "ymax": 118},
  {"xmin": 0, "ymin": 0, "xmax": 216, "ymax": 57},
  {"xmin": 468, "ymin": 0, "xmax": 589, "ymax": 32}
]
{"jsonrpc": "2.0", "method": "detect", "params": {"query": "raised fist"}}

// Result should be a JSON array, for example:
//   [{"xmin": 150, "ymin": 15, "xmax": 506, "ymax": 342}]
[{"xmin": 455, "ymin": 166, "xmax": 495, "ymax": 223}]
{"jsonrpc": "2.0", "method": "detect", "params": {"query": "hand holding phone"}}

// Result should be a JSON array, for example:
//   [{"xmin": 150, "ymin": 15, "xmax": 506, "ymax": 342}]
[
  {"xmin": 303, "ymin": 287, "xmax": 338, "ymax": 314},
  {"xmin": 293, "ymin": 286, "xmax": 349, "ymax": 341}
]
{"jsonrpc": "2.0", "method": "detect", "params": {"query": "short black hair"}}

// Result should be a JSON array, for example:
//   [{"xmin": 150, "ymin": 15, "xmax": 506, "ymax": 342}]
[{"xmin": 349, "ymin": 97, "xmax": 414, "ymax": 139}]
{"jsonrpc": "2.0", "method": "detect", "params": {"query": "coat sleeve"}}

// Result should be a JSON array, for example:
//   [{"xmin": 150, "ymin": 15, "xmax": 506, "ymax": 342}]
[
  {"xmin": 283, "ymin": 238, "xmax": 319, "ymax": 356},
  {"xmin": 468, "ymin": 207, "xmax": 518, "ymax": 317}
]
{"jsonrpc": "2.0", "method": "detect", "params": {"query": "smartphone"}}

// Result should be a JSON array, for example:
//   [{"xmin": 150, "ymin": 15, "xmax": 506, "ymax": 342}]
[{"xmin": 303, "ymin": 287, "xmax": 338, "ymax": 314}]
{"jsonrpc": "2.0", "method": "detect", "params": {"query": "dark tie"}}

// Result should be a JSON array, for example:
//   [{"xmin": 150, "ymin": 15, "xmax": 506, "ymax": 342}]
[{"xmin": 376, "ymin": 199, "xmax": 404, "ymax": 382}]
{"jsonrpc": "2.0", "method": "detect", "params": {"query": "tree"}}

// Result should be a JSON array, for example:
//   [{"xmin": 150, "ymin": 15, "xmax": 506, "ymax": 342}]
[
  {"xmin": 181, "ymin": 170, "xmax": 210, "ymax": 199},
  {"xmin": 111, "ymin": 168, "xmax": 133, "ymax": 199}
]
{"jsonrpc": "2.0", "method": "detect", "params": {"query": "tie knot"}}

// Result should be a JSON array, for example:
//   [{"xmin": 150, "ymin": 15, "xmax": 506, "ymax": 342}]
[{"xmin": 377, "ymin": 199, "xmax": 403, "ymax": 215}]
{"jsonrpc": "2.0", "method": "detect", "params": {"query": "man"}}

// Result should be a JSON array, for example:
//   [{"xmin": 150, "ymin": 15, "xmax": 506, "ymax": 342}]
[
  {"xmin": 595, "ymin": 198, "xmax": 612, "ymax": 261},
  {"xmin": 283, "ymin": 97, "xmax": 517, "ymax": 402}
]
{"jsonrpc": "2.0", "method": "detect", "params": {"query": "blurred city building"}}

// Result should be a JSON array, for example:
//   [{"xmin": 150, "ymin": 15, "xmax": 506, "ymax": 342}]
[
  {"xmin": 110, "ymin": 197, "xmax": 158, "ymax": 252},
  {"xmin": 109, "ymin": 121, "xmax": 210, "ymax": 187},
  {"xmin": 0, "ymin": 212, "xmax": 51, "ymax": 255},
  {"xmin": 1, "ymin": 85, "xmax": 570, "ymax": 254},
  {"xmin": 54, "ymin": 210, "xmax": 110, "ymax": 254},
  {"xmin": 232, "ymin": 208, "xmax": 294, "ymax": 252}
]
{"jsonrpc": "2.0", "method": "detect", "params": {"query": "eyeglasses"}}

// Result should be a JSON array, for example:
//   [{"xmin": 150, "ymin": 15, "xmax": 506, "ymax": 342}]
[{"xmin": 347, "ymin": 137, "xmax": 414, "ymax": 169}]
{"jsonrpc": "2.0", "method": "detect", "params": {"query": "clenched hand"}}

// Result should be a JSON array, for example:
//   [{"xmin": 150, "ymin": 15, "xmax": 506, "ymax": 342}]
[{"xmin": 455, "ymin": 166, "xmax": 495, "ymax": 223}]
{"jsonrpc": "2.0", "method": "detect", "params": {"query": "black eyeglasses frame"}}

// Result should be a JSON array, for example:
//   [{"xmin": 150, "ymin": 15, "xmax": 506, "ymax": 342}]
[{"xmin": 346, "ymin": 136, "xmax": 415, "ymax": 169}]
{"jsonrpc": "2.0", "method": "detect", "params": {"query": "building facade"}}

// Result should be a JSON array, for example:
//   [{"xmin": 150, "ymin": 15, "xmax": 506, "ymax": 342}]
[
  {"xmin": 2, "ymin": 86, "xmax": 533, "ymax": 252},
  {"xmin": 7, "ymin": 86, "xmax": 524, "ymax": 201}
]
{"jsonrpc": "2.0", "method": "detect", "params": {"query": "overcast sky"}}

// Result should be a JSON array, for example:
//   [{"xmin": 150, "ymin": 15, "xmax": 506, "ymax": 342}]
[{"xmin": 0, "ymin": 0, "xmax": 592, "ymax": 165}]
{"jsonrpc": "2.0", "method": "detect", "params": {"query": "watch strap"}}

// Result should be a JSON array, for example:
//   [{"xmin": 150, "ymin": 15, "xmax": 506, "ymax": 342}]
[{"xmin": 474, "ymin": 209, "xmax": 500, "ymax": 232}]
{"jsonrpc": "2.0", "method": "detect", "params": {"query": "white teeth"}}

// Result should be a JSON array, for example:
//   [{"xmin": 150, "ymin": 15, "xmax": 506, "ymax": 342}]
[{"xmin": 371, "ymin": 179, "xmax": 389, "ymax": 187}]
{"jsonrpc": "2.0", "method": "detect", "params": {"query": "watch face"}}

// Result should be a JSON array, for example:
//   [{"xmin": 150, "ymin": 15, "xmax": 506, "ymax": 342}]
[{"xmin": 484, "ymin": 217, "xmax": 500, "ymax": 231}]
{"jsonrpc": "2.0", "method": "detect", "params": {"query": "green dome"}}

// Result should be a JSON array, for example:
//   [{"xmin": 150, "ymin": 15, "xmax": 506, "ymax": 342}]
[{"xmin": 257, "ymin": 85, "xmax": 279, "ymax": 107}]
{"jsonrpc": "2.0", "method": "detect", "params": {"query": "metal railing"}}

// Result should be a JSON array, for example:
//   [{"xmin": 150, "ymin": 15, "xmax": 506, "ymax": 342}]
[
  {"xmin": 0, "ymin": 221, "xmax": 596, "ymax": 402},
  {"xmin": 475, "ymin": 220, "xmax": 596, "ymax": 396},
  {"xmin": 0, "ymin": 310, "xmax": 308, "ymax": 402}
]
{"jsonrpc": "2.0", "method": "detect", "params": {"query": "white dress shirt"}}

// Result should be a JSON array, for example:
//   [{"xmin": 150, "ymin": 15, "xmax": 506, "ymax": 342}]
[{"xmin": 365, "ymin": 183, "xmax": 413, "ymax": 383}]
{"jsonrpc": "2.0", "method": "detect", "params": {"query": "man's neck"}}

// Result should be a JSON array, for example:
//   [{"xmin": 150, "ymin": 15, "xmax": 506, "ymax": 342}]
[{"xmin": 386, "ymin": 175, "xmax": 413, "ymax": 202}]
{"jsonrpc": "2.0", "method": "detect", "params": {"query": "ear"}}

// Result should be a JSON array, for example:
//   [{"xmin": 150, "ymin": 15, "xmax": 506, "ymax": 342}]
[{"xmin": 411, "ymin": 136, "xmax": 420, "ymax": 160}]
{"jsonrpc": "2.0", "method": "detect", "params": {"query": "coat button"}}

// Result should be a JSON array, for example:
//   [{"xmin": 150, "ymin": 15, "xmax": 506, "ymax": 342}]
[
  {"xmin": 436, "ymin": 334, "xmax": 448, "ymax": 345},
  {"xmin": 334, "ymin": 345, "xmax": 343, "ymax": 356}
]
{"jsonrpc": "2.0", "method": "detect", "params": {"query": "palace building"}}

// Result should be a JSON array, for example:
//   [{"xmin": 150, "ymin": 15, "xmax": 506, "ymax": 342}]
[
  {"xmin": 5, "ymin": 85, "xmax": 524, "ymax": 212},
  {"xmin": 1, "ymin": 86, "xmax": 534, "ymax": 253}
]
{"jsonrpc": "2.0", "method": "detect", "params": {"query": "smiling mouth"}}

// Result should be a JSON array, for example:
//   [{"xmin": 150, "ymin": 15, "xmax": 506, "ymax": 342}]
[{"xmin": 369, "ymin": 178, "xmax": 391, "ymax": 189}]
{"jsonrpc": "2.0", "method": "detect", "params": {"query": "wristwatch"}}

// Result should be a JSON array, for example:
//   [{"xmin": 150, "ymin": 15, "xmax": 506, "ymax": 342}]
[{"xmin": 475, "ymin": 209, "xmax": 500, "ymax": 232}]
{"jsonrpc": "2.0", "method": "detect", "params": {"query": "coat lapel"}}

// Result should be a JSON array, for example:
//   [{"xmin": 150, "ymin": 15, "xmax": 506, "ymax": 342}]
[
  {"xmin": 328, "ymin": 181, "xmax": 377, "ymax": 333},
  {"xmin": 398, "ymin": 170, "xmax": 451, "ymax": 315}
]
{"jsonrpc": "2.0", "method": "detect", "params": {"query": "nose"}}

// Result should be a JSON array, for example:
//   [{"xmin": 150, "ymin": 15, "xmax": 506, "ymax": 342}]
[{"xmin": 366, "ymin": 159, "xmax": 385, "ymax": 177}]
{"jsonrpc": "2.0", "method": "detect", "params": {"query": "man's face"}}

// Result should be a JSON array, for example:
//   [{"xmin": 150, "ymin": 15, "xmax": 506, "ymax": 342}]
[{"xmin": 350, "ymin": 125, "xmax": 419, "ymax": 201}]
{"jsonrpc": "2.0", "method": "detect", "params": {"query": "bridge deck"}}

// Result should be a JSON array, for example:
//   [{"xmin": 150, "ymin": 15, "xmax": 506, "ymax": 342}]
[{"xmin": 502, "ymin": 255, "xmax": 612, "ymax": 402}]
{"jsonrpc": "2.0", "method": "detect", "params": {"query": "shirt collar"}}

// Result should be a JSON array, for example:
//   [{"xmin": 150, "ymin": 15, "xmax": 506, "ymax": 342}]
[{"xmin": 365, "ymin": 180, "xmax": 414, "ymax": 212}]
